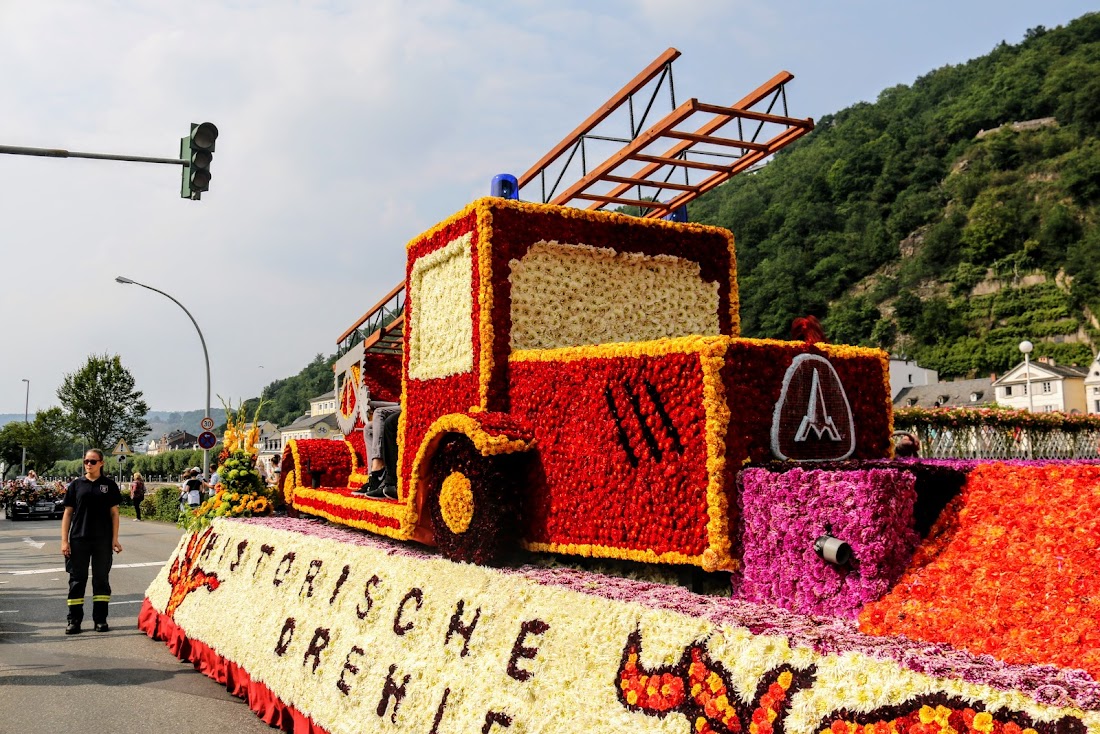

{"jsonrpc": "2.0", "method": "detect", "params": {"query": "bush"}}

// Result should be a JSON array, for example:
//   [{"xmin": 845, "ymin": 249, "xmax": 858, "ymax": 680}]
[{"xmin": 150, "ymin": 485, "xmax": 183, "ymax": 523}]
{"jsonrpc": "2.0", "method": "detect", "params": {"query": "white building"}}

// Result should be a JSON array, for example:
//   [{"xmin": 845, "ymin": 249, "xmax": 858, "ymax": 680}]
[
  {"xmin": 993, "ymin": 356, "xmax": 1088, "ymax": 413},
  {"xmin": 309, "ymin": 391, "xmax": 338, "ymax": 417},
  {"xmin": 1081, "ymin": 354, "xmax": 1100, "ymax": 414},
  {"xmin": 889, "ymin": 358, "xmax": 939, "ymax": 399}
]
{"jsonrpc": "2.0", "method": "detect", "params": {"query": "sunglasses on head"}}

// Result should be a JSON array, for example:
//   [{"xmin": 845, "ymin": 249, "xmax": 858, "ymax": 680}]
[{"xmin": 83, "ymin": 459, "xmax": 101, "ymax": 465}]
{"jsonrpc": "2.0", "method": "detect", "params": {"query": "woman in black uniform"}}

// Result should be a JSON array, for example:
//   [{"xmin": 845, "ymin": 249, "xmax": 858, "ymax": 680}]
[{"xmin": 61, "ymin": 448, "xmax": 123, "ymax": 634}]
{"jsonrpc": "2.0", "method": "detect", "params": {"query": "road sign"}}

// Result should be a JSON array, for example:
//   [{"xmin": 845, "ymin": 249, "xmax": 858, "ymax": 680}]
[
  {"xmin": 200, "ymin": 416, "xmax": 215, "ymax": 431},
  {"xmin": 198, "ymin": 431, "xmax": 218, "ymax": 450},
  {"xmin": 111, "ymin": 439, "xmax": 133, "ymax": 456}
]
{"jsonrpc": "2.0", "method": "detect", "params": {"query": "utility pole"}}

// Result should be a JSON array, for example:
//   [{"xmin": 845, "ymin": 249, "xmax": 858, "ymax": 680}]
[{"xmin": 21, "ymin": 379, "xmax": 29, "ymax": 476}]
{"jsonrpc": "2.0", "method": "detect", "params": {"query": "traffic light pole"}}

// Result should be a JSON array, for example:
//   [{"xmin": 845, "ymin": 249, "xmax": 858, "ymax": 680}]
[{"xmin": 0, "ymin": 144, "xmax": 187, "ymax": 166}]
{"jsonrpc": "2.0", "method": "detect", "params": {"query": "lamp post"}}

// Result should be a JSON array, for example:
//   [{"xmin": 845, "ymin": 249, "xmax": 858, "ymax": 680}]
[
  {"xmin": 21, "ymin": 379, "xmax": 29, "ymax": 476},
  {"xmin": 1019, "ymin": 340, "xmax": 1035, "ymax": 413},
  {"xmin": 1019, "ymin": 340, "xmax": 1034, "ymax": 459},
  {"xmin": 115, "ymin": 276, "xmax": 212, "ymax": 479}
]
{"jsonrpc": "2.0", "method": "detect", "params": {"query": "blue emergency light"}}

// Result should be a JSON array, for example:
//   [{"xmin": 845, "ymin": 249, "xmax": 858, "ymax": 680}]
[{"xmin": 491, "ymin": 174, "xmax": 519, "ymax": 200}]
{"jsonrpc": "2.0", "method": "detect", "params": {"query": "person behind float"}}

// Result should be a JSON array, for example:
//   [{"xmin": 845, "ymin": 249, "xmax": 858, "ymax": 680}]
[
  {"xmin": 183, "ymin": 468, "xmax": 203, "ymax": 509},
  {"xmin": 206, "ymin": 462, "xmax": 221, "ymax": 499},
  {"xmin": 894, "ymin": 432, "xmax": 921, "ymax": 457},
  {"xmin": 60, "ymin": 448, "xmax": 123, "ymax": 634}
]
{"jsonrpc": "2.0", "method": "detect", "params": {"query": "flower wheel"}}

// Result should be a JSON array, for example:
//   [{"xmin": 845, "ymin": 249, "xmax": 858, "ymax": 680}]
[{"xmin": 426, "ymin": 434, "xmax": 523, "ymax": 565}]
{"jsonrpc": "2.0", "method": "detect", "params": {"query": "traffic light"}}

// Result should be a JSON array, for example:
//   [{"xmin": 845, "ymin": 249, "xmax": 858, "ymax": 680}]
[{"xmin": 180, "ymin": 122, "xmax": 218, "ymax": 200}]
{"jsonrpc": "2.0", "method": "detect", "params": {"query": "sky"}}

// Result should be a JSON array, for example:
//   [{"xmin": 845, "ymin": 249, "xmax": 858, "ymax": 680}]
[{"xmin": 0, "ymin": 0, "xmax": 1095, "ymax": 414}]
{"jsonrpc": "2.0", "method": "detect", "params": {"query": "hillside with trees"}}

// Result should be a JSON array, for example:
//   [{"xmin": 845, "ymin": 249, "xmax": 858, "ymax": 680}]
[{"xmin": 690, "ymin": 13, "xmax": 1100, "ymax": 378}]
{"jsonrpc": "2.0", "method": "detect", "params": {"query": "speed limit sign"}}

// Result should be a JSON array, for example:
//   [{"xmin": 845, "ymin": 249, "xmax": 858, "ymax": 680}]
[{"xmin": 201, "ymin": 416, "xmax": 215, "ymax": 431}]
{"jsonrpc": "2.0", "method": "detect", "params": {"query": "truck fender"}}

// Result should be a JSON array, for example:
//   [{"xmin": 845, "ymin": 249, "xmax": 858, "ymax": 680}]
[{"xmin": 410, "ymin": 411, "xmax": 534, "ymax": 504}]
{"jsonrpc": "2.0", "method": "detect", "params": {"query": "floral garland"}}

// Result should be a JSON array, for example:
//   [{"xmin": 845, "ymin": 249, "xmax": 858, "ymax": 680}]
[
  {"xmin": 894, "ymin": 406, "xmax": 1100, "ymax": 432},
  {"xmin": 859, "ymin": 462, "xmax": 1100, "ymax": 679},
  {"xmin": 140, "ymin": 517, "xmax": 1100, "ymax": 734}
]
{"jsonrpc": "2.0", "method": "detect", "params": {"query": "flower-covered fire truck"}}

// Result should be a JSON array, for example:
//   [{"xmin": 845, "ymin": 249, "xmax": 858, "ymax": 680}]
[{"xmin": 280, "ymin": 197, "xmax": 893, "ymax": 567}]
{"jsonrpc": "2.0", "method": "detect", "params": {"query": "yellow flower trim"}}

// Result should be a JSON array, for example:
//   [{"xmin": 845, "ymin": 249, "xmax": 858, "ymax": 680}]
[
  {"xmin": 511, "ymin": 334, "xmax": 728, "ymax": 364},
  {"xmin": 438, "ymin": 471, "xmax": 474, "ymax": 534},
  {"xmin": 346, "ymin": 439, "xmax": 370, "ymax": 486},
  {"xmin": 476, "ymin": 199, "xmax": 495, "ymax": 410},
  {"xmin": 521, "ymin": 540, "xmax": 717, "ymax": 567},
  {"xmin": 700, "ymin": 340, "xmax": 735, "ymax": 572},
  {"xmin": 289, "ymin": 486, "xmax": 413, "ymax": 541}
]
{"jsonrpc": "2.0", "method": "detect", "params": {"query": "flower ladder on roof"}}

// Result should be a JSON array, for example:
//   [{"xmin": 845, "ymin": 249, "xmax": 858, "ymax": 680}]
[{"xmin": 336, "ymin": 48, "xmax": 813, "ymax": 358}]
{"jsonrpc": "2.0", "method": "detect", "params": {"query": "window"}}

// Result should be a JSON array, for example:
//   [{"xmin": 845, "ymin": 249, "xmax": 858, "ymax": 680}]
[
  {"xmin": 908, "ymin": 374, "xmax": 913, "ymax": 383},
  {"xmin": 1093, "ymin": 386, "xmax": 1099, "ymax": 395},
  {"xmin": 1095, "ymin": 400, "xmax": 1100, "ymax": 412},
  {"xmin": 1004, "ymin": 385, "xmax": 1013, "ymax": 396},
  {"xmin": 407, "ymin": 233, "xmax": 475, "ymax": 380},
  {"xmin": 508, "ymin": 241, "xmax": 720, "ymax": 351},
  {"xmin": 1042, "ymin": 381, "xmax": 1052, "ymax": 394}
]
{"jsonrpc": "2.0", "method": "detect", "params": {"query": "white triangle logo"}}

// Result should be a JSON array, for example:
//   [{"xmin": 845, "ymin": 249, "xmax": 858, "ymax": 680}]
[{"xmin": 793, "ymin": 368, "xmax": 842, "ymax": 443}]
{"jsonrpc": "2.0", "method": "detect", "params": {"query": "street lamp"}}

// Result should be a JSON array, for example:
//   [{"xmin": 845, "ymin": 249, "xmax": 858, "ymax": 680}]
[
  {"xmin": 1019, "ymin": 340, "xmax": 1035, "ymax": 413},
  {"xmin": 115, "ymin": 276, "xmax": 212, "ymax": 478},
  {"xmin": 21, "ymin": 378, "xmax": 29, "ymax": 476},
  {"xmin": 1019, "ymin": 340, "xmax": 1034, "ymax": 459}
]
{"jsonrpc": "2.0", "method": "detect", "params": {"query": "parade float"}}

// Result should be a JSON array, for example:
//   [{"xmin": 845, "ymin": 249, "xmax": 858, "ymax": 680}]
[{"xmin": 140, "ymin": 50, "xmax": 1100, "ymax": 734}]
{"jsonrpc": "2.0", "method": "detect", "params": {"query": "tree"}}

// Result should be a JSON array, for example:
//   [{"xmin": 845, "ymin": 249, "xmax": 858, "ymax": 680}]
[
  {"xmin": 0, "ymin": 422, "xmax": 30, "ymax": 478},
  {"xmin": 57, "ymin": 354, "xmax": 150, "ymax": 452},
  {"xmin": 23, "ymin": 407, "xmax": 74, "ymax": 472}
]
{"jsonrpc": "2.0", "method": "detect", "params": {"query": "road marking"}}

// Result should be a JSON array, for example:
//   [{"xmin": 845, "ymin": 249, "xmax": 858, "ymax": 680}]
[
  {"xmin": 2, "ymin": 561, "xmax": 165, "ymax": 575},
  {"xmin": 22, "ymin": 537, "xmax": 45, "ymax": 549},
  {"xmin": 0, "ymin": 599, "xmax": 144, "ymax": 615}
]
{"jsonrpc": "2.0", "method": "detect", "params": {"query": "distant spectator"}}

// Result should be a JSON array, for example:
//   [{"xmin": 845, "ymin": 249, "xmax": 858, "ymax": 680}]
[{"xmin": 130, "ymin": 473, "xmax": 146, "ymax": 522}]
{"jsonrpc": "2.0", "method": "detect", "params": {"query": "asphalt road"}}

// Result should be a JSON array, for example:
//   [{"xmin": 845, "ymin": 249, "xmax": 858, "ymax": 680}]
[{"xmin": 0, "ymin": 511, "xmax": 275, "ymax": 734}]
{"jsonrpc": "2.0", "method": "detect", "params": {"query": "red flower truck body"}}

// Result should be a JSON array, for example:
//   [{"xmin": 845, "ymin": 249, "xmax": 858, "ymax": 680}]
[{"xmin": 281, "ymin": 198, "xmax": 892, "ymax": 568}]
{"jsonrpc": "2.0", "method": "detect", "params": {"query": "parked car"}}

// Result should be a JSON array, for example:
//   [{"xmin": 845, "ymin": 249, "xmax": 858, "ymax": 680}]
[
  {"xmin": 3, "ymin": 479, "xmax": 66, "ymax": 521},
  {"xmin": 6, "ymin": 496, "xmax": 65, "ymax": 521}
]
